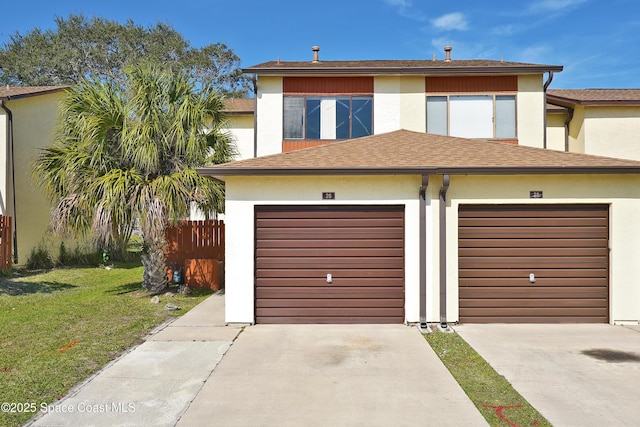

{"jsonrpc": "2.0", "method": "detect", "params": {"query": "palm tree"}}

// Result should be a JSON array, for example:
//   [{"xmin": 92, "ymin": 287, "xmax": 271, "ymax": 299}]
[{"xmin": 33, "ymin": 64, "xmax": 236, "ymax": 293}]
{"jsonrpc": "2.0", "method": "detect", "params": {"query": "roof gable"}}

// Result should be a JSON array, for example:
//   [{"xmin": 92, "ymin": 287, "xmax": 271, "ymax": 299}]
[{"xmin": 198, "ymin": 130, "xmax": 640, "ymax": 178}]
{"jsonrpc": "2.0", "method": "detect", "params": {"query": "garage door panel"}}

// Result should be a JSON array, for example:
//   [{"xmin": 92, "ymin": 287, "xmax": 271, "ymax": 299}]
[
  {"xmin": 459, "ymin": 238, "xmax": 609, "ymax": 248},
  {"xmin": 256, "ymin": 307, "xmax": 404, "ymax": 317},
  {"xmin": 459, "ymin": 316, "xmax": 607, "ymax": 324},
  {"xmin": 257, "ymin": 229, "xmax": 403, "ymax": 240},
  {"xmin": 459, "ymin": 227, "xmax": 608, "ymax": 239},
  {"xmin": 459, "ymin": 247, "xmax": 608, "ymax": 257},
  {"xmin": 256, "ymin": 247, "xmax": 404, "ymax": 257},
  {"xmin": 256, "ymin": 277, "xmax": 404, "ymax": 287},
  {"xmin": 459, "ymin": 269, "xmax": 608, "ymax": 279},
  {"xmin": 459, "ymin": 206, "xmax": 608, "ymax": 218},
  {"xmin": 460, "ymin": 298, "xmax": 608, "ymax": 308},
  {"xmin": 458, "ymin": 217, "xmax": 607, "ymax": 227},
  {"xmin": 256, "ymin": 205, "xmax": 404, "ymax": 324},
  {"xmin": 257, "ymin": 286, "xmax": 405, "ymax": 299},
  {"xmin": 257, "ymin": 268, "xmax": 404, "ymax": 278},
  {"xmin": 256, "ymin": 258, "xmax": 403, "ymax": 270},
  {"xmin": 257, "ymin": 218, "xmax": 404, "ymax": 228},
  {"xmin": 460, "ymin": 256, "xmax": 608, "ymax": 269},
  {"xmin": 258, "ymin": 298, "xmax": 404, "ymax": 308},
  {"xmin": 257, "ymin": 316, "xmax": 401, "ymax": 324},
  {"xmin": 259, "ymin": 239, "xmax": 404, "ymax": 248},
  {"xmin": 459, "ymin": 204, "xmax": 609, "ymax": 323}
]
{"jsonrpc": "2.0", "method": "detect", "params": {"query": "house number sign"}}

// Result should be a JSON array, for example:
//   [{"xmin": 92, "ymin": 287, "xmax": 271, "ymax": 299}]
[
  {"xmin": 530, "ymin": 191, "xmax": 543, "ymax": 199},
  {"xmin": 322, "ymin": 192, "xmax": 335, "ymax": 200}
]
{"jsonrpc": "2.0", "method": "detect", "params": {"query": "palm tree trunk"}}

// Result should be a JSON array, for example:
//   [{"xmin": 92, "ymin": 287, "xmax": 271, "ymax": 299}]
[{"xmin": 141, "ymin": 240, "xmax": 168, "ymax": 294}]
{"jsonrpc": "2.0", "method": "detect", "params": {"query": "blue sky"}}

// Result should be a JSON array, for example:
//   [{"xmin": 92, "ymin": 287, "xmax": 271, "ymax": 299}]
[{"xmin": 2, "ymin": 0, "xmax": 639, "ymax": 88}]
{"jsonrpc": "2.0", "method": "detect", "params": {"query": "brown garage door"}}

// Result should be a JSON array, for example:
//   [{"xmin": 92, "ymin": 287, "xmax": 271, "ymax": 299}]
[
  {"xmin": 255, "ymin": 205, "xmax": 404, "ymax": 324},
  {"xmin": 459, "ymin": 204, "xmax": 609, "ymax": 323}
]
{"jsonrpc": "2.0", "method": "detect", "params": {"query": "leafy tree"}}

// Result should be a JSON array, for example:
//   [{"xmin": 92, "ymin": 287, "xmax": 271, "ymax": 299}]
[
  {"xmin": 32, "ymin": 64, "xmax": 236, "ymax": 293},
  {"xmin": 0, "ymin": 14, "xmax": 250, "ymax": 97}
]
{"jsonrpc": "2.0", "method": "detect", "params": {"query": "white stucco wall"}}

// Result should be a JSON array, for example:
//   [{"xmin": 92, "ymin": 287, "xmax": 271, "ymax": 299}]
[
  {"xmin": 5, "ymin": 92, "xmax": 65, "ymax": 264},
  {"xmin": 583, "ymin": 106, "xmax": 640, "ymax": 161},
  {"xmin": 224, "ymin": 172, "xmax": 640, "ymax": 325},
  {"xmin": 447, "ymin": 174, "xmax": 640, "ymax": 324},
  {"xmin": 517, "ymin": 74, "xmax": 546, "ymax": 148},
  {"xmin": 255, "ymin": 76, "xmax": 283, "ymax": 156},
  {"xmin": 226, "ymin": 114, "xmax": 255, "ymax": 160},
  {"xmin": 373, "ymin": 76, "xmax": 426, "ymax": 134},
  {"xmin": 545, "ymin": 113, "xmax": 567, "ymax": 152}
]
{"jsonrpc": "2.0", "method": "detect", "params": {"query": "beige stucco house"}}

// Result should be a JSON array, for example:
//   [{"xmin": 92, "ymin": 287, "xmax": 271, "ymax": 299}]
[
  {"xmin": 0, "ymin": 86, "xmax": 67, "ymax": 265},
  {"xmin": 199, "ymin": 130, "xmax": 640, "ymax": 326},
  {"xmin": 197, "ymin": 47, "xmax": 640, "ymax": 326}
]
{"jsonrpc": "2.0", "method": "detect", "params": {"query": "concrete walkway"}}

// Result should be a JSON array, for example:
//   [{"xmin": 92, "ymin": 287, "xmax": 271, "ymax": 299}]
[
  {"xmin": 29, "ymin": 293, "xmax": 243, "ymax": 427},
  {"xmin": 455, "ymin": 324, "xmax": 640, "ymax": 427},
  {"xmin": 30, "ymin": 294, "xmax": 486, "ymax": 426}
]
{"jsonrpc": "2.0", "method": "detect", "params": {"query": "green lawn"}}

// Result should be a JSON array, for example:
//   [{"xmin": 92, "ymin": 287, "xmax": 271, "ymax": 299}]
[
  {"xmin": 0, "ymin": 264, "xmax": 212, "ymax": 427},
  {"xmin": 424, "ymin": 329, "xmax": 551, "ymax": 427}
]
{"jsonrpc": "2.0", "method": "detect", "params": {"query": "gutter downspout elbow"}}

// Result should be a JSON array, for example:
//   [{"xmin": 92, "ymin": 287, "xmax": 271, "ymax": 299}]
[
  {"xmin": 563, "ymin": 106, "xmax": 574, "ymax": 152},
  {"xmin": 439, "ymin": 174, "xmax": 450, "ymax": 329},
  {"xmin": 419, "ymin": 175, "xmax": 429, "ymax": 328},
  {"xmin": 0, "ymin": 100, "xmax": 18, "ymax": 265}
]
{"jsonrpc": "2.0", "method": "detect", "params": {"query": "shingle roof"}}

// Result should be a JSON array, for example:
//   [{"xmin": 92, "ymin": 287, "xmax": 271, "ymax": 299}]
[
  {"xmin": 0, "ymin": 86, "xmax": 68, "ymax": 100},
  {"xmin": 548, "ymin": 89, "xmax": 640, "ymax": 106},
  {"xmin": 244, "ymin": 59, "xmax": 563, "ymax": 76},
  {"xmin": 197, "ymin": 130, "xmax": 640, "ymax": 179},
  {"xmin": 222, "ymin": 98, "xmax": 255, "ymax": 114}
]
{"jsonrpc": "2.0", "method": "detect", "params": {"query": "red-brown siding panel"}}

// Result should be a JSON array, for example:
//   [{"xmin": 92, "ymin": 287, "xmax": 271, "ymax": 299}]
[
  {"xmin": 255, "ymin": 205, "xmax": 404, "ymax": 324},
  {"xmin": 458, "ymin": 204, "xmax": 609, "ymax": 323},
  {"xmin": 426, "ymin": 76, "xmax": 518, "ymax": 93},
  {"xmin": 283, "ymin": 77, "xmax": 374, "ymax": 94}
]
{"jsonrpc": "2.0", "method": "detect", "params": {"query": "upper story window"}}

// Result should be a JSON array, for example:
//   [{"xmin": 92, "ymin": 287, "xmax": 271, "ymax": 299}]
[
  {"xmin": 426, "ymin": 94, "xmax": 516, "ymax": 139},
  {"xmin": 284, "ymin": 95, "xmax": 373, "ymax": 140}
]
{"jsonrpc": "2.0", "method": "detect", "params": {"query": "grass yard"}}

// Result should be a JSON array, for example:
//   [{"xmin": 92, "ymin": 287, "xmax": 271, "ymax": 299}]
[
  {"xmin": 0, "ymin": 264, "xmax": 212, "ymax": 427},
  {"xmin": 424, "ymin": 329, "xmax": 551, "ymax": 427}
]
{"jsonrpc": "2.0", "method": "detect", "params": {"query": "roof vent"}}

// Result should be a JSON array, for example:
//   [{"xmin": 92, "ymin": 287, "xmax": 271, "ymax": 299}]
[
  {"xmin": 444, "ymin": 46, "xmax": 452, "ymax": 62},
  {"xmin": 312, "ymin": 46, "xmax": 320, "ymax": 63}
]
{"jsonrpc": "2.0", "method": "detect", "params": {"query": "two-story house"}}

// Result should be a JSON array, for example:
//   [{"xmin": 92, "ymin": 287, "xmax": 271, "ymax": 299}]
[{"xmin": 199, "ymin": 47, "xmax": 640, "ymax": 326}]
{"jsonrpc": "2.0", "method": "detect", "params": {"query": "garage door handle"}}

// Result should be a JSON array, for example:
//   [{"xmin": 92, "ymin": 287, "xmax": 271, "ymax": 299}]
[
  {"xmin": 326, "ymin": 273, "xmax": 332, "ymax": 284},
  {"xmin": 529, "ymin": 273, "xmax": 536, "ymax": 283}
]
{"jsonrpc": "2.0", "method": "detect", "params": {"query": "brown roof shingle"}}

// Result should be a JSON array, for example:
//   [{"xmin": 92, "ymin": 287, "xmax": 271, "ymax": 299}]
[
  {"xmin": 198, "ymin": 130, "xmax": 640, "ymax": 178},
  {"xmin": 548, "ymin": 89, "xmax": 640, "ymax": 106},
  {"xmin": 0, "ymin": 86, "xmax": 68, "ymax": 100},
  {"xmin": 222, "ymin": 98, "xmax": 255, "ymax": 114}
]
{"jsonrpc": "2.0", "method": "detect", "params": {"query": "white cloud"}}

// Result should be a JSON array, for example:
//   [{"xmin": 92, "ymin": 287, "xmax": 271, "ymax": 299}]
[
  {"xmin": 528, "ymin": 0, "xmax": 588, "ymax": 13},
  {"xmin": 383, "ymin": 0, "xmax": 427, "ymax": 22},
  {"xmin": 432, "ymin": 13, "xmax": 469, "ymax": 31}
]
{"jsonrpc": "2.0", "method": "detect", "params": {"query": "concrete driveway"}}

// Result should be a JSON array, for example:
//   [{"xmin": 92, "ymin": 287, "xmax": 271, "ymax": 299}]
[
  {"xmin": 178, "ymin": 324, "xmax": 487, "ymax": 426},
  {"xmin": 30, "ymin": 294, "xmax": 486, "ymax": 426},
  {"xmin": 455, "ymin": 324, "xmax": 640, "ymax": 427}
]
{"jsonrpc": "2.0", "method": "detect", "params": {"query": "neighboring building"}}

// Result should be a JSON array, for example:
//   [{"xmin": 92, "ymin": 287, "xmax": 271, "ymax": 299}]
[
  {"xmin": 0, "ymin": 86, "xmax": 67, "ymax": 265},
  {"xmin": 197, "ymin": 47, "xmax": 640, "ymax": 326},
  {"xmin": 546, "ymin": 89, "xmax": 640, "ymax": 161},
  {"xmin": 222, "ymin": 98, "xmax": 255, "ymax": 160}
]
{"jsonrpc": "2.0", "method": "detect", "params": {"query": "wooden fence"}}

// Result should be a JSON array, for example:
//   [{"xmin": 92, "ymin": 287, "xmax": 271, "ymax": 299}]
[
  {"xmin": 165, "ymin": 220, "xmax": 224, "ymax": 290},
  {"xmin": 0, "ymin": 216, "xmax": 12, "ymax": 270}
]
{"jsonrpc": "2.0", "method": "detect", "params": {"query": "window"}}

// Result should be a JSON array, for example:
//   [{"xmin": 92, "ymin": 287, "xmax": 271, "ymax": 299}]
[
  {"xmin": 426, "ymin": 94, "xmax": 516, "ymax": 139},
  {"xmin": 284, "ymin": 96, "xmax": 373, "ymax": 140}
]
